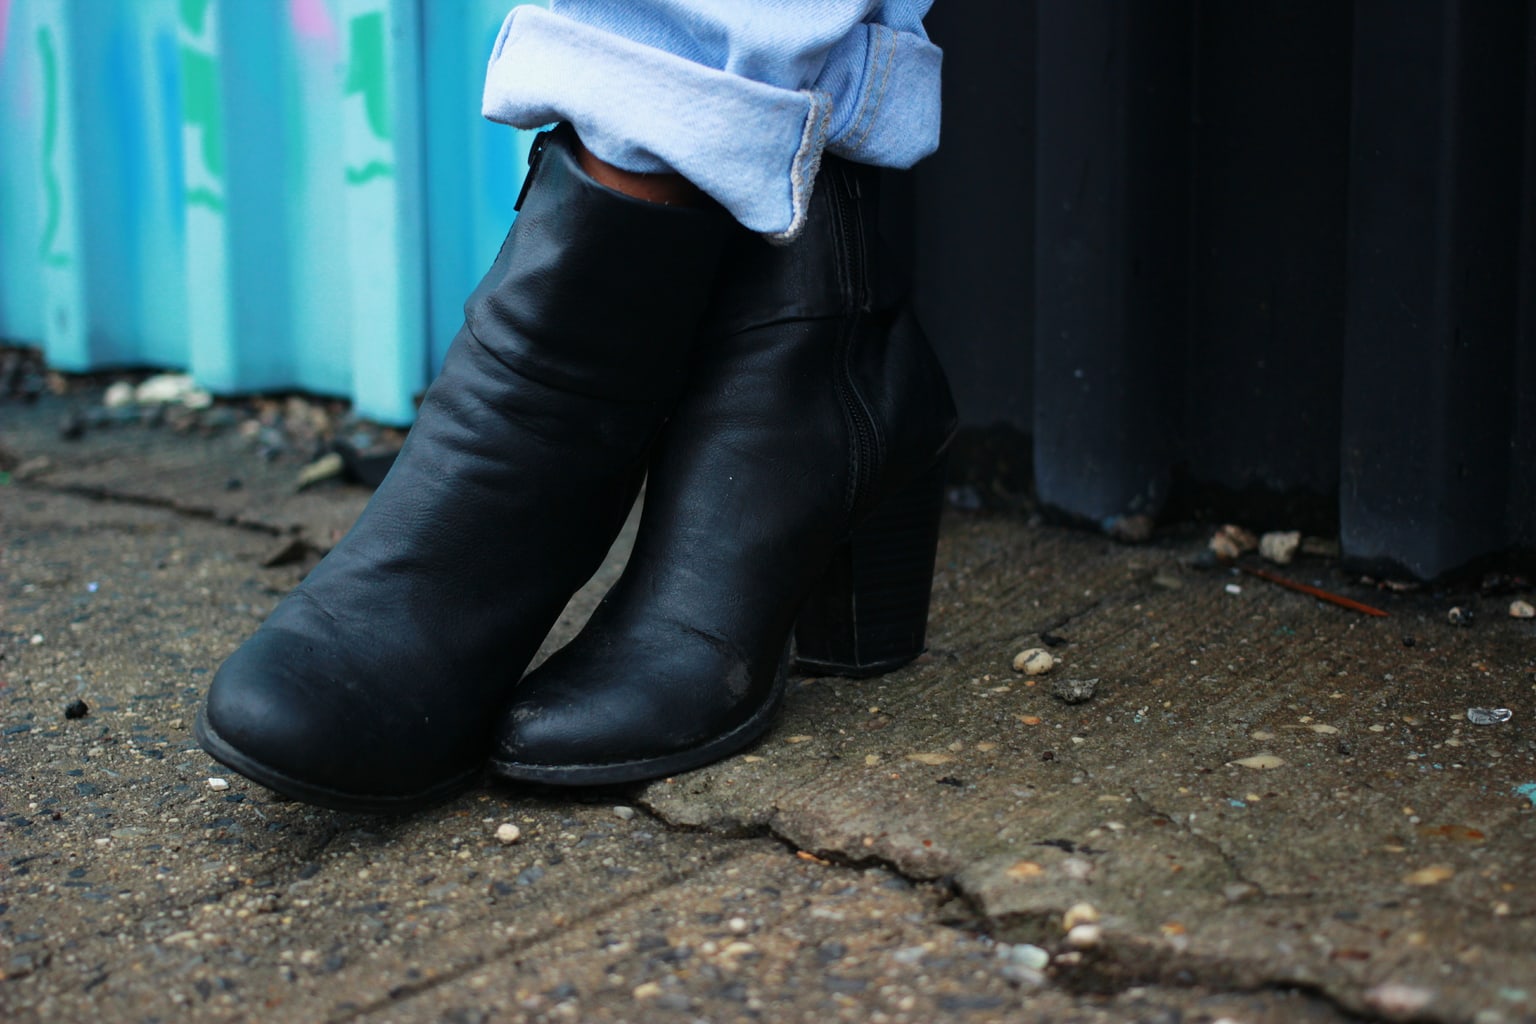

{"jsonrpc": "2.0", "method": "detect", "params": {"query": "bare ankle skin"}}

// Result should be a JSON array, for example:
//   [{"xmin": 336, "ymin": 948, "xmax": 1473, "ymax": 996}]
[{"xmin": 573, "ymin": 134, "xmax": 708, "ymax": 207}]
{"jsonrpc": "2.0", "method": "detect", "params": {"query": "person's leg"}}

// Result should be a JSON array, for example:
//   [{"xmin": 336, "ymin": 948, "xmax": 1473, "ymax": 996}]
[{"xmin": 196, "ymin": 126, "xmax": 727, "ymax": 812}]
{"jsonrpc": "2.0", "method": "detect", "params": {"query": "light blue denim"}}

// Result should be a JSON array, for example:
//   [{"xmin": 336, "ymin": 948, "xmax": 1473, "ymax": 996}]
[{"xmin": 481, "ymin": 2, "xmax": 940, "ymax": 240}]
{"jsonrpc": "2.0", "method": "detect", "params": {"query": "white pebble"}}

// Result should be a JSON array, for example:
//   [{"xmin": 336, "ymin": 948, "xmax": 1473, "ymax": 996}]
[
  {"xmin": 613, "ymin": 805, "xmax": 636, "ymax": 821},
  {"xmin": 1259, "ymin": 530, "xmax": 1301, "ymax": 565},
  {"xmin": 206, "ymin": 777, "xmax": 230, "ymax": 791},
  {"xmin": 1510, "ymin": 599, "xmax": 1535, "ymax": 619},
  {"xmin": 1065, "ymin": 924, "xmax": 1102, "ymax": 949},
  {"xmin": 1011, "ymin": 648, "xmax": 1056, "ymax": 675},
  {"xmin": 103, "ymin": 381, "xmax": 136, "ymax": 408},
  {"xmin": 728, "ymin": 916, "xmax": 749, "ymax": 934},
  {"xmin": 29, "ymin": 634, "xmax": 44, "ymax": 645},
  {"xmin": 495, "ymin": 823, "xmax": 521, "ymax": 845},
  {"xmin": 1062, "ymin": 902, "xmax": 1100, "ymax": 930},
  {"xmin": 1224, "ymin": 583, "xmax": 1243, "ymax": 595}
]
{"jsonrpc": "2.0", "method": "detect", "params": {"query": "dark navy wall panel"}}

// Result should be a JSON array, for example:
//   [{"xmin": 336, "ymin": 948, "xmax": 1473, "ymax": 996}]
[{"xmin": 914, "ymin": 0, "xmax": 1535, "ymax": 579}]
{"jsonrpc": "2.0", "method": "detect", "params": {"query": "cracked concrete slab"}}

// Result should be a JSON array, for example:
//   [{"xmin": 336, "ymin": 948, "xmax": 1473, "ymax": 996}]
[
  {"xmin": 3, "ymin": 391, "xmax": 1533, "ymax": 1023},
  {"xmin": 638, "ymin": 521, "xmax": 1536, "ymax": 1023}
]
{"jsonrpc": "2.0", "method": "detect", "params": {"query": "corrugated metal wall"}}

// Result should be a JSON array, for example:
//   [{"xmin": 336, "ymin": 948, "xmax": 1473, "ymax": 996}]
[
  {"xmin": 908, "ymin": 0, "xmax": 1536, "ymax": 580},
  {"xmin": 5, "ymin": 0, "xmax": 1534, "ymax": 580},
  {"xmin": 0, "ymin": 0, "xmax": 540, "ymax": 424}
]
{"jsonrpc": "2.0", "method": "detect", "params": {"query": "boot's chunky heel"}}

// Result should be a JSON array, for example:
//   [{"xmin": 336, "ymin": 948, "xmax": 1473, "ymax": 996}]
[
  {"xmin": 794, "ymin": 459, "xmax": 947, "ymax": 676},
  {"xmin": 489, "ymin": 155, "xmax": 957, "ymax": 787}
]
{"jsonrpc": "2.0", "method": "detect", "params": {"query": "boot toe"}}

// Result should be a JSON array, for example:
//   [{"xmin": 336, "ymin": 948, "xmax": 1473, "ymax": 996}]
[
  {"xmin": 490, "ymin": 629, "xmax": 785, "ymax": 785},
  {"xmin": 199, "ymin": 628, "xmax": 479, "ymax": 812}
]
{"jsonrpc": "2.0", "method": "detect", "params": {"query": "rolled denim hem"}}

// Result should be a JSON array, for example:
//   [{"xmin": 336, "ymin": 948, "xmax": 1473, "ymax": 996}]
[
  {"xmin": 482, "ymin": 6, "xmax": 832, "ymax": 240},
  {"xmin": 822, "ymin": 23, "xmax": 942, "ymax": 169}
]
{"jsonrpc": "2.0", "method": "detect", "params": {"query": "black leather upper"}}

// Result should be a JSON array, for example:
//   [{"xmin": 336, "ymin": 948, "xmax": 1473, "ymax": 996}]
[
  {"xmin": 492, "ymin": 157, "xmax": 958, "ymax": 777},
  {"xmin": 199, "ymin": 126, "xmax": 730, "ymax": 806}
]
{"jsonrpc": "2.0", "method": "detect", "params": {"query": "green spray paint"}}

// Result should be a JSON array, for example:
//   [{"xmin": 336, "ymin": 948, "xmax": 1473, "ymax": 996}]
[
  {"xmin": 180, "ymin": 0, "xmax": 224, "ymax": 211},
  {"xmin": 36, "ymin": 26, "xmax": 70, "ymax": 268},
  {"xmin": 345, "ymin": 12, "xmax": 390, "ymax": 142},
  {"xmin": 179, "ymin": 0, "xmax": 211, "ymax": 34}
]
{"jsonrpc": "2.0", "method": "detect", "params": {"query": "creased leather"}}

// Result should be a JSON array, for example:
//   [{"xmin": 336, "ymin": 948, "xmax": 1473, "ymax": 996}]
[
  {"xmin": 198, "ymin": 126, "xmax": 729, "ymax": 806},
  {"xmin": 491, "ymin": 157, "xmax": 958, "ymax": 780}
]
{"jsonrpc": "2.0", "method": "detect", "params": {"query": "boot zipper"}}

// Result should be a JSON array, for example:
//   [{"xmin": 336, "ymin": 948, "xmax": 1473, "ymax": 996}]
[
  {"xmin": 514, "ymin": 131, "xmax": 549, "ymax": 212},
  {"xmin": 829, "ymin": 166, "xmax": 878, "ymax": 516}
]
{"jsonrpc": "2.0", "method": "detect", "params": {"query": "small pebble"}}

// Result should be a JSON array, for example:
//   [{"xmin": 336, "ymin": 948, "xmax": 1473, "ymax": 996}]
[
  {"xmin": 495, "ymin": 823, "xmax": 522, "ymax": 845},
  {"xmin": 1065, "ymin": 924, "xmax": 1102, "ymax": 949},
  {"xmin": 1510, "ymin": 600, "xmax": 1535, "ymax": 619},
  {"xmin": 1230, "ymin": 754, "xmax": 1285, "ymax": 770},
  {"xmin": 103, "ymin": 381, "xmax": 136, "ymax": 408},
  {"xmin": 206, "ymin": 778, "xmax": 230, "ymax": 791},
  {"xmin": 63, "ymin": 699, "xmax": 90, "ymax": 720},
  {"xmin": 1467, "ymin": 707, "xmax": 1512, "ymax": 726},
  {"xmin": 1062, "ymin": 902, "xmax": 1100, "ymax": 930},
  {"xmin": 29, "ymin": 634, "xmax": 44, "ymax": 645},
  {"xmin": 1259, "ymin": 530, "xmax": 1301, "ymax": 565},
  {"xmin": 1050, "ymin": 677, "xmax": 1098, "ymax": 705},
  {"xmin": 612, "ymin": 806, "xmax": 636, "ymax": 821},
  {"xmin": 1209, "ymin": 524, "xmax": 1258, "ymax": 561},
  {"xmin": 1447, "ymin": 606, "xmax": 1475, "ymax": 627},
  {"xmin": 728, "ymin": 917, "xmax": 749, "ymax": 934},
  {"xmin": 1365, "ymin": 983, "xmax": 1435, "ymax": 1016},
  {"xmin": 1011, "ymin": 648, "xmax": 1056, "ymax": 675},
  {"xmin": 1224, "ymin": 583, "xmax": 1243, "ymax": 595}
]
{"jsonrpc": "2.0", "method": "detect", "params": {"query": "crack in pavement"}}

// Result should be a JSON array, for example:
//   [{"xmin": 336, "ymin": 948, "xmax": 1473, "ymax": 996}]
[{"xmin": 9, "ymin": 477, "xmax": 288, "ymax": 537}]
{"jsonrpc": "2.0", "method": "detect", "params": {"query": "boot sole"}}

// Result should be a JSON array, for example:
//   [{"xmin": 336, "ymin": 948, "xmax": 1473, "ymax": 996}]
[
  {"xmin": 194, "ymin": 711, "xmax": 480, "ymax": 815},
  {"xmin": 487, "ymin": 667, "xmax": 787, "ymax": 787}
]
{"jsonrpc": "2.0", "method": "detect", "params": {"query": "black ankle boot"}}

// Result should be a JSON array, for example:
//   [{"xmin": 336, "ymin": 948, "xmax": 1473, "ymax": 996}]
[
  {"xmin": 488, "ymin": 159, "xmax": 958, "ymax": 786},
  {"xmin": 194, "ymin": 126, "xmax": 728, "ymax": 812}
]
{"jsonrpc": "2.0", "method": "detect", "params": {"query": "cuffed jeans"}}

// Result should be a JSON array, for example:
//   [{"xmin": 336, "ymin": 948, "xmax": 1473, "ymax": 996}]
[{"xmin": 481, "ymin": 1, "xmax": 941, "ymax": 241}]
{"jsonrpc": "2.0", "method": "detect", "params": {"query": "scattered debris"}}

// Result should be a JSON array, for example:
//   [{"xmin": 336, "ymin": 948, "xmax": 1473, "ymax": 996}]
[
  {"xmin": 1209, "ymin": 524, "xmax": 1258, "ymax": 561},
  {"xmin": 1062, "ymin": 903, "xmax": 1100, "ymax": 931},
  {"xmin": 260, "ymin": 536, "xmax": 313, "ymax": 568},
  {"xmin": 1515, "ymin": 784, "xmax": 1536, "ymax": 807},
  {"xmin": 1011, "ymin": 648, "xmax": 1056, "ymax": 675},
  {"xmin": 296, "ymin": 451, "xmax": 346, "ymax": 491},
  {"xmin": 63, "ymin": 699, "xmax": 90, "ymax": 720},
  {"xmin": 1051, "ymin": 677, "xmax": 1098, "ymax": 705},
  {"xmin": 1447, "ymin": 606, "xmax": 1475, "ymax": 628},
  {"xmin": 1299, "ymin": 536, "xmax": 1341, "ymax": 558},
  {"xmin": 1363, "ymin": 984, "xmax": 1435, "ymax": 1018},
  {"xmin": 1065, "ymin": 924, "xmax": 1103, "ymax": 949},
  {"xmin": 135, "ymin": 373, "xmax": 212, "ymax": 409},
  {"xmin": 1403, "ymin": 864, "xmax": 1455, "ymax": 887},
  {"xmin": 1104, "ymin": 514, "xmax": 1153, "ymax": 544},
  {"xmin": 1510, "ymin": 600, "xmax": 1535, "ymax": 619},
  {"xmin": 1230, "ymin": 754, "xmax": 1286, "ymax": 770},
  {"xmin": 103, "ymin": 381, "xmax": 135, "ymax": 408},
  {"xmin": 206, "ymin": 778, "xmax": 230, "ymax": 791},
  {"xmin": 1258, "ymin": 530, "xmax": 1301, "ymax": 565},
  {"xmin": 1239, "ymin": 565, "xmax": 1389, "ymax": 617},
  {"xmin": 1466, "ymin": 708, "xmax": 1512, "ymax": 726},
  {"xmin": 332, "ymin": 440, "xmax": 399, "ymax": 489},
  {"xmin": 495, "ymin": 823, "xmax": 521, "ymax": 844}
]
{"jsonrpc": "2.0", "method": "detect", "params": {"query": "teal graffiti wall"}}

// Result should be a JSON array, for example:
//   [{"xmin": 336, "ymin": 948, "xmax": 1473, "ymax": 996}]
[{"xmin": 0, "ymin": 0, "xmax": 542, "ymax": 424}]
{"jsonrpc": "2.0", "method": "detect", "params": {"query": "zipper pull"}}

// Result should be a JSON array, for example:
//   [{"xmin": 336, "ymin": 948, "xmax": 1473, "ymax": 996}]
[{"xmin": 514, "ymin": 131, "xmax": 549, "ymax": 212}]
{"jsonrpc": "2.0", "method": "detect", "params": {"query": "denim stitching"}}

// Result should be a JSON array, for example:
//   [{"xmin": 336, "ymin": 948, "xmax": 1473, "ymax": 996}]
[{"xmin": 851, "ymin": 27, "xmax": 898, "ymax": 152}]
